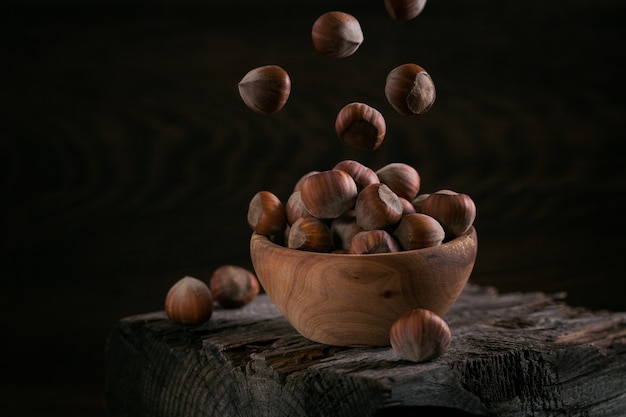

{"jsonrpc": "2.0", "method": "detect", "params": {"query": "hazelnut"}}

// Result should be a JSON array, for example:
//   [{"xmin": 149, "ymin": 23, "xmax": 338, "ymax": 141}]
[
  {"xmin": 393, "ymin": 212, "xmax": 445, "ymax": 250},
  {"xmin": 355, "ymin": 183, "xmax": 403, "ymax": 230},
  {"xmin": 332, "ymin": 159, "xmax": 379, "ymax": 192},
  {"xmin": 421, "ymin": 190, "xmax": 476, "ymax": 239},
  {"xmin": 384, "ymin": 0, "xmax": 428, "ymax": 21},
  {"xmin": 247, "ymin": 191, "xmax": 287, "ymax": 237},
  {"xmin": 288, "ymin": 215, "xmax": 333, "ymax": 252},
  {"xmin": 390, "ymin": 308, "xmax": 451, "ymax": 363},
  {"xmin": 285, "ymin": 191, "xmax": 311, "ymax": 225},
  {"xmin": 335, "ymin": 102, "xmax": 386, "ymax": 151},
  {"xmin": 299, "ymin": 170, "xmax": 358, "ymax": 219},
  {"xmin": 330, "ymin": 210, "xmax": 364, "ymax": 251},
  {"xmin": 210, "ymin": 265, "xmax": 260, "ymax": 309},
  {"xmin": 349, "ymin": 230, "xmax": 400, "ymax": 254},
  {"xmin": 398, "ymin": 197, "xmax": 417, "ymax": 215},
  {"xmin": 385, "ymin": 63, "xmax": 436, "ymax": 116},
  {"xmin": 238, "ymin": 65, "xmax": 291, "ymax": 114},
  {"xmin": 312, "ymin": 11, "xmax": 364, "ymax": 58},
  {"xmin": 293, "ymin": 171, "xmax": 320, "ymax": 193},
  {"xmin": 410, "ymin": 193, "xmax": 430, "ymax": 212},
  {"xmin": 165, "ymin": 276, "xmax": 213, "ymax": 324},
  {"xmin": 375, "ymin": 162, "xmax": 421, "ymax": 201}
]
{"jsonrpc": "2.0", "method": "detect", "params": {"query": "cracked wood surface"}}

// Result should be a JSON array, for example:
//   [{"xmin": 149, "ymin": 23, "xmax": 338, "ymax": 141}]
[{"xmin": 105, "ymin": 285, "xmax": 626, "ymax": 417}]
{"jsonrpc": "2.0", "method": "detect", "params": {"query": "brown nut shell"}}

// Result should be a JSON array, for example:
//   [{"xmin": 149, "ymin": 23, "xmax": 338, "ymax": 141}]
[
  {"xmin": 210, "ymin": 265, "xmax": 260, "ymax": 309},
  {"xmin": 238, "ymin": 65, "xmax": 291, "ymax": 114},
  {"xmin": 332, "ymin": 159, "xmax": 380, "ymax": 192},
  {"xmin": 299, "ymin": 170, "xmax": 358, "ymax": 219},
  {"xmin": 421, "ymin": 190, "xmax": 476, "ymax": 239},
  {"xmin": 390, "ymin": 308, "xmax": 451, "ymax": 363},
  {"xmin": 285, "ymin": 191, "xmax": 311, "ymax": 225},
  {"xmin": 312, "ymin": 11, "xmax": 364, "ymax": 58},
  {"xmin": 385, "ymin": 63, "xmax": 436, "ymax": 116},
  {"xmin": 384, "ymin": 0, "xmax": 428, "ymax": 21},
  {"xmin": 375, "ymin": 162, "xmax": 421, "ymax": 201},
  {"xmin": 288, "ymin": 215, "xmax": 333, "ymax": 252},
  {"xmin": 247, "ymin": 191, "xmax": 287, "ymax": 236},
  {"xmin": 165, "ymin": 276, "xmax": 213, "ymax": 324},
  {"xmin": 335, "ymin": 102, "xmax": 386, "ymax": 151},
  {"xmin": 355, "ymin": 183, "xmax": 404, "ymax": 230},
  {"xmin": 393, "ymin": 212, "xmax": 445, "ymax": 250},
  {"xmin": 349, "ymin": 229, "xmax": 401, "ymax": 254},
  {"xmin": 330, "ymin": 210, "xmax": 364, "ymax": 252}
]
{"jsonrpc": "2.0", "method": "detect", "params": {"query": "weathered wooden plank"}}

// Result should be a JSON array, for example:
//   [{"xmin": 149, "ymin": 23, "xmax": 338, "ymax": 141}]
[{"xmin": 105, "ymin": 285, "xmax": 626, "ymax": 417}]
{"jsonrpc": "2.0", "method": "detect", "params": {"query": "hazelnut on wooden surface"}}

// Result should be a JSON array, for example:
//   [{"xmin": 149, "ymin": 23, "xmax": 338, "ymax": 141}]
[
  {"xmin": 349, "ymin": 229, "xmax": 400, "ymax": 254},
  {"xmin": 421, "ymin": 190, "xmax": 476, "ymax": 239},
  {"xmin": 210, "ymin": 265, "xmax": 259, "ymax": 309},
  {"xmin": 335, "ymin": 102, "xmax": 386, "ymax": 151},
  {"xmin": 390, "ymin": 308, "xmax": 451, "ymax": 363},
  {"xmin": 165, "ymin": 276, "xmax": 213, "ymax": 324},
  {"xmin": 312, "ymin": 11, "xmax": 364, "ymax": 58},
  {"xmin": 288, "ymin": 215, "xmax": 333, "ymax": 252},
  {"xmin": 393, "ymin": 212, "xmax": 445, "ymax": 250},
  {"xmin": 355, "ymin": 183, "xmax": 404, "ymax": 231},
  {"xmin": 384, "ymin": 0, "xmax": 428, "ymax": 21},
  {"xmin": 247, "ymin": 191, "xmax": 287, "ymax": 237},
  {"xmin": 385, "ymin": 63, "xmax": 436, "ymax": 116},
  {"xmin": 332, "ymin": 159, "xmax": 379, "ymax": 192},
  {"xmin": 375, "ymin": 162, "xmax": 421, "ymax": 201},
  {"xmin": 299, "ymin": 170, "xmax": 358, "ymax": 219},
  {"xmin": 238, "ymin": 65, "xmax": 291, "ymax": 114}
]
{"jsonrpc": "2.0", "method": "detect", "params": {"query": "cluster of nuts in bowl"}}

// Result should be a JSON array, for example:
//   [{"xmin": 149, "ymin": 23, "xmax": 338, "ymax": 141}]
[
  {"xmin": 247, "ymin": 160, "xmax": 476, "ymax": 255},
  {"xmin": 164, "ymin": 1, "xmax": 475, "ymax": 363}
]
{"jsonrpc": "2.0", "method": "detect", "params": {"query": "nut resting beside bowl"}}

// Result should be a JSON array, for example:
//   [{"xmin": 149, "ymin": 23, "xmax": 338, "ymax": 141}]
[{"xmin": 250, "ymin": 226, "xmax": 477, "ymax": 347}]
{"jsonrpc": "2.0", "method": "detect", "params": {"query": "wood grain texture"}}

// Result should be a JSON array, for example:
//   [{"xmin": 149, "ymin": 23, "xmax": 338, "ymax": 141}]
[
  {"xmin": 105, "ymin": 286, "xmax": 626, "ymax": 417},
  {"xmin": 250, "ymin": 228, "xmax": 477, "ymax": 346}
]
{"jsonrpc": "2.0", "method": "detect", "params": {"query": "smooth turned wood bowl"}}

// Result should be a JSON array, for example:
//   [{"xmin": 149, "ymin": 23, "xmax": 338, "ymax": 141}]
[{"xmin": 250, "ymin": 226, "xmax": 477, "ymax": 347}]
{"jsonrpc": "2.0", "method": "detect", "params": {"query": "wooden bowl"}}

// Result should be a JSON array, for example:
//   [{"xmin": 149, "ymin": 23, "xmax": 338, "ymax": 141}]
[{"xmin": 250, "ymin": 227, "xmax": 478, "ymax": 347}]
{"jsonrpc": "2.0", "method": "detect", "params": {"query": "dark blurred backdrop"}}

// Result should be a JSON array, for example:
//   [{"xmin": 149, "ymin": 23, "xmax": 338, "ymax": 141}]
[{"xmin": 2, "ymin": 0, "xmax": 625, "ymax": 415}]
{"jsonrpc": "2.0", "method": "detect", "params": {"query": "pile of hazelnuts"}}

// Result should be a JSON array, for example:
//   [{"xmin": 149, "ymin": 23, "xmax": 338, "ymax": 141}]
[{"xmin": 247, "ymin": 160, "xmax": 476, "ymax": 255}]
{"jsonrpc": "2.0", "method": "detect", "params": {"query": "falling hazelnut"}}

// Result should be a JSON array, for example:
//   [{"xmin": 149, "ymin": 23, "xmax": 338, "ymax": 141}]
[
  {"xmin": 384, "ymin": 0, "xmax": 428, "ymax": 21},
  {"xmin": 390, "ymin": 308, "xmax": 451, "ymax": 363},
  {"xmin": 210, "ymin": 265, "xmax": 260, "ymax": 309},
  {"xmin": 335, "ymin": 102, "xmax": 386, "ymax": 151},
  {"xmin": 385, "ymin": 63, "xmax": 436, "ymax": 116},
  {"xmin": 312, "ymin": 11, "xmax": 364, "ymax": 58},
  {"xmin": 238, "ymin": 65, "xmax": 291, "ymax": 114},
  {"xmin": 165, "ymin": 276, "xmax": 213, "ymax": 324}
]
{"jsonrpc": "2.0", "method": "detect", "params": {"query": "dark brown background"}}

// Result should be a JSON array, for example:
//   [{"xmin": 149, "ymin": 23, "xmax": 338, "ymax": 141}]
[{"xmin": 2, "ymin": 0, "xmax": 625, "ymax": 415}]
